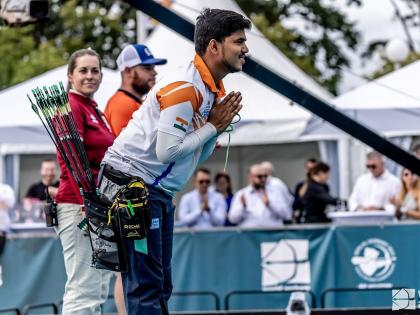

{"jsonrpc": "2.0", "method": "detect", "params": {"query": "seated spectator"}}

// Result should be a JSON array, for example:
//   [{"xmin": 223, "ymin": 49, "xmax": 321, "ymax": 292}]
[
  {"xmin": 25, "ymin": 159, "xmax": 59, "ymax": 201},
  {"xmin": 214, "ymin": 172, "xmax": 235, "ymax": 226},
  {"xmin": 301, "ymin": 162, "xmax": 343, "ymax": 223},
  {"xmin": 348, "ymin": 151, "xmax": 400, "ymax": 214},
  {"xmin": 178, "ymin": 168, "xmax": 227, "ymax": 228},
  {"xmin": 0, "ymin": 183, "xmax": 15, "ymax": 287},
  {"xmin": 229, "ymin": 164, "xmax": 292, "ymax": 227},
  {"xmin": 393, "ymin": 168, "xmax": 420, "ymax": 220},
  {"xmin": 292, "ymin": 158, "xmax": 318, "ymax": 222}
]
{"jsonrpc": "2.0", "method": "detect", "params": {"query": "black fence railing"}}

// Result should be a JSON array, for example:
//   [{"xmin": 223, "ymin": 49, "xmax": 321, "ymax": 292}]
[
  {"xmin": 224, "ymin": 289, "xmax": 316, "ymax": 310},
  {"xmin": 21, "ymin": 303, "xmax": 58, "ymax": 315},
  {"xmin": 0, "ymin": 308, "xmax": 21, "ymax": 315},
  {"xmin": 172, "ymin": 291, "xmax": 221, "ymax": 311},
  {"xmin": 9, "ymin": 287, "xmax": 404, "ymax": 313},
  {"xmin": 320, "ymin": 286, "xmax": 407, "ymax": 308}
]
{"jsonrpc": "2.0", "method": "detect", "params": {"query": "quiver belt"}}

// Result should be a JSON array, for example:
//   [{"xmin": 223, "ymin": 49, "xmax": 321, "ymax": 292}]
[
  {"xmin": 111, "ymin": 179, "xmax": 150, "ymax": 240},
  {"xmin": 84, "ymin": 195, "xmax": 127, "ymax": 272}
]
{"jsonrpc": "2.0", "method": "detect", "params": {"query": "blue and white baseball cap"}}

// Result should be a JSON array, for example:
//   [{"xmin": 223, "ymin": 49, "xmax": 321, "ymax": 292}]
[{"xmin": 116, "ymin": 44, "xmax": 167, "ymax": 71}]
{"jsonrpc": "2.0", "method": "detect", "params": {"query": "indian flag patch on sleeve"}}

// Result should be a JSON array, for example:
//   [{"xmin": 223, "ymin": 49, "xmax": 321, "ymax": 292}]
[{"xmin": 173, "ymin": 116, "xmax": 188, "ymax": 132}]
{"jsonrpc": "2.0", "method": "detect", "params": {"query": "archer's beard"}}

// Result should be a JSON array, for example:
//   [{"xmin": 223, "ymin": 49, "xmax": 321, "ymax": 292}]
[
  {"xmin": 222, "ymin": 59, "xmax": 241, "ymax": 73},
  {"xmin": 132, "ymin": 83, "xmax": 150, "ymax": 96}
]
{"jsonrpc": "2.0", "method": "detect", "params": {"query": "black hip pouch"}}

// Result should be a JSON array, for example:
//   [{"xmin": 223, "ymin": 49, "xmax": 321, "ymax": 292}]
[
  {"xmin": 44, "ymin": 202, "xmax": 58, "ymax": 227},
  {"xmin": 112, "ymin": 179, "xmax": 150, "ymax": 240}
]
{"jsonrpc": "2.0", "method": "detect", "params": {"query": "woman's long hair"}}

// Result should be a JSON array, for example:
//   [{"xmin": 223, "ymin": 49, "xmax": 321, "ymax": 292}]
[
  {"xmin": 299, "ymin": 162, "xmax": 330, "ymax": 197},
  {"xmin": 398, "ymin": 168, "xmax": 420, "ymax": 204}
]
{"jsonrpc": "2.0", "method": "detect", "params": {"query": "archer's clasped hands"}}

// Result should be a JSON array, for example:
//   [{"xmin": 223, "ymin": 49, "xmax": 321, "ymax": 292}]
[{"xmin": 208, "ymin": 91, "xmax": 242, "ymax": 133}]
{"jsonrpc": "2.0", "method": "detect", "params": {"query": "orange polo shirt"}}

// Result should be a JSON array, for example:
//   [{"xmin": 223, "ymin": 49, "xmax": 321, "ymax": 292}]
[{"xmin": 104, "ymin": 89, "xmax": 142, "ymax": 136}]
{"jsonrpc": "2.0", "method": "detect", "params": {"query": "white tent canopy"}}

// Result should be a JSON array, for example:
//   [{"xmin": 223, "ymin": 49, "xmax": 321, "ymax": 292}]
[
  {"xmin": 0, "ymin": 65, "xmax": 121, "ymax": 155},
  {"xmin": 0, "ymin": 65, "xmax": 120, "ymax": 128},
  {"xmin": 332, "ymin": 59, "xmax": 420, "ymax": 109},
  {"xmin": 301, "ymin": 60, "xmax": 420, "ymax": 140},
  {"xmin": 144, "ymin": 0, "xmax": 331, "ymax": 145}
]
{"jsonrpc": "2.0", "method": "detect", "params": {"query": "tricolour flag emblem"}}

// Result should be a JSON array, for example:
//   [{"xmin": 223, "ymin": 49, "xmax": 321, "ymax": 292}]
[{"xmin": 173, "ymin": 116, "xmax": 188, "ymax": 132}]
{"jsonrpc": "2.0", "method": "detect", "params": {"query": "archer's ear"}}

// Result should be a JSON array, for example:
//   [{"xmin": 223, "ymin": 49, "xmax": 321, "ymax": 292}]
[
  {"xmin": 67, "ymin": 73, "xmax": 73, "ymax": 88},
  {"xmin": 208, "ymin": 39, "xmax": 221, "ymax": 55}
]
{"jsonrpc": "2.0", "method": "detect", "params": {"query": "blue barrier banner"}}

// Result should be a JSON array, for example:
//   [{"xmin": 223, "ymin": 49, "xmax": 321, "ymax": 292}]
[
  {"xmin": 171, "ymin": 227, "xmax": 331, "ymax": 311},
  {"xmin": 0, "ymin": 233, "xmax": 66, "ymax": 309},
  {"xmin": 329, "ymin": 224, "xmax": 420, "ymax": 308},
  {"xmin": 1, "ymin": 223, "xmax": 420, "ymax": 311}
]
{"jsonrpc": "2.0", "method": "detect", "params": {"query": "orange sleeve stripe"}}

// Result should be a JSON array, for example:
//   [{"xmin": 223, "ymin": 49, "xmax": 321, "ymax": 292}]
[
  {"xmin": 157, "ymin": 85, "xmax": 201, "ymax": 112},
  {"xmin": 157, "ymin": 81, "xmax": 188, "ymax": 97}
]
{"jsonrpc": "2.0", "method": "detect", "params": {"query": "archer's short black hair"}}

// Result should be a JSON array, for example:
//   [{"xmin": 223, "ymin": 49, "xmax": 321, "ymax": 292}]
[{"xmin": 194, "ymin": 8, "xmax": 251, "ymax": 56}]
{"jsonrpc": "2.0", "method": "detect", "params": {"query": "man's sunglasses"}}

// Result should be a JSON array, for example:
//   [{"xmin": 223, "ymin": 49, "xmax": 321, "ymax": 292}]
[
  {"xmin": 366, "ymin": 164, "xmax": 377, "ymax": 170},
  {"xmin": 256, "ymin": 174, "xmax": 268, "ymax": 179},
  {"xmin": 199, "ymin": 179, "xmax": 211, "ymax": 184}
]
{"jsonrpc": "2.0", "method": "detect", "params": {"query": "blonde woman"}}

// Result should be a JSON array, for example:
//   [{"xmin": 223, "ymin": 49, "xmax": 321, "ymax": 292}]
[{"xmin": 394, "ymin": 168, "xmax": 420, "ymax": 220}]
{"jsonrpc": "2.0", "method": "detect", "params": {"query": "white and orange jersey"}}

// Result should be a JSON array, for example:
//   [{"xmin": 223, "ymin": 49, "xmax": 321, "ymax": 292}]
[{"xmin": 103, "ymin": 54, "xmax": 225, "ymax": 195}]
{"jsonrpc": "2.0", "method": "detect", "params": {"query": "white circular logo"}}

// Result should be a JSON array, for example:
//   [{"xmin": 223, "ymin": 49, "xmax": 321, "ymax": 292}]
[{"xmin": 351, "ymin": 238, "xmax": 396, "ymax": 282}]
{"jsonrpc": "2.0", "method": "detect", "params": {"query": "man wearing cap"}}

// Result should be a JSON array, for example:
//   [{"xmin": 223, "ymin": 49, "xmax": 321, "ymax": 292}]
[
  {"xmin": 104, "ymin": 44, "xmax": 167, "ymax": 136},
  {"xmin": 100, "ymin": 8, "xmax": 250, "ymax": 315}
]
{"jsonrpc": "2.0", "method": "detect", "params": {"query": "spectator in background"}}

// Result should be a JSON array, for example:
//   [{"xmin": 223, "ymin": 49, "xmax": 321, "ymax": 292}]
[
  {"xmin": 260, "ymin": 161, "xmax": 294, "ymax": 214},
  {"xmin": 20, "ymin": 159, "xmax": 59, "ymax": 223},
  {"xmin": 392, "ymin": 168, "xmax": 420, "ymax": 220},
  {"xmin": 292, "ymin": 158, "xmax": 318, "ymax": 222},
  {"xmin": 301, "ymin": 162, "xmax": 343, "ymax": 223},
  {"xmin": 25, "ymin": 159, "xmax": 59, "ymax": 201},
  {"xmin": 348, "ymin": 151, "xmax": 400, "ymax": 214},
  {"xmin": 178, "ymin": 168, "xmax": 227, "ymax": 228},
  {"xmin": 229, "ymin": 164, "xmax": 292, "ymax": 227},
  {"xmin": 214, "ymin": 171, "xmax": 235, "ymax": 225},
  {"xmin": 0, "ymin": 183, "xmax": 15, "ymax": 287},
  {"xmin": 104, "ymin": 44, "xmax": 167, "ymax": 136}
]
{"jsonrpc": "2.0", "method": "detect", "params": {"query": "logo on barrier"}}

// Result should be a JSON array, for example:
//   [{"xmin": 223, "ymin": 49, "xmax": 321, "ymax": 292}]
[
  {"xmin": 351, "ymin": 238, "xmax": 396, "ymax": 282},
  {"xmin": 392, "ymin": 288, "xmax": 415, "ymax": 310},
  {"xmin": 261, "ymin": 239, "xmax": 310, "ymax": 291}
]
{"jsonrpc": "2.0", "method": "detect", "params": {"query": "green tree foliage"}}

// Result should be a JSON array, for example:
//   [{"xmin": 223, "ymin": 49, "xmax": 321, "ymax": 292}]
[
  {"xmin": 0, "ymin": 0, "xmax": 136, "ymax": 90},
  {"xmin": 236, "ymin": 0, "xmax": 361, "ymax": 94},
  {"xmin": 364, "ymin": 0, "xmax": 420, "ymax": 79},
  {"xmin": 369, "ymin": 52, "xmax": 420, "ymax": 79}
]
